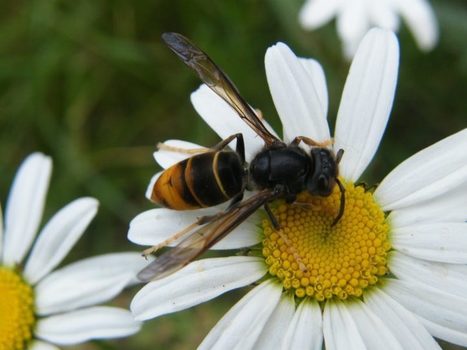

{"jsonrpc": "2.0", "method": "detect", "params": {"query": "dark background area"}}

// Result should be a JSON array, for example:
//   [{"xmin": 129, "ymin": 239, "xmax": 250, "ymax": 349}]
[{"xmin": 0, "ymin": 0, "xmax": 465, "ymax": 349}]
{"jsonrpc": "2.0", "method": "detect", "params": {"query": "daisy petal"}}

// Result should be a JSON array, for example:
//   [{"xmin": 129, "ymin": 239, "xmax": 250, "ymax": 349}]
[
  {"xmin": 341, "ymin": 39, "xmax": 362, "ymax": 63},
  {"xmin": 422, "ymin": 319, "xmax": 467, "ymax": 348},
  {"xmin": 29, "ymin": 341, "xmax": 60, "ymax": 350},
  {"xmin": 3, "ymin": 153, "xmax": 52, "ymax": 266},
  {"xmin": 385, "ymin": 279, "xmax": 467, "ymax": 347},
  {"xmin": 265, "ymin": 42, "xmax": 330, "ymax": 143},
  {"xmin": 128, "ymin": 208, "xmax": 261, "ymax": 249},
  {"xmin": 131, "ymin": 257, "xmax": 266, "ymax": 320},
  {"xmin": 153, "ymin": 139, "xmax": 206, "ymax": 169},
  {"xmin": 282, "ymin": 299, "xmax": 323, "ymax": 350},
  {"xmin": 348, "ymin": 300, "xmax": 403, "ymax": 349},
  {"xmin": 375, "ymin": 129, "xmax": 467, "ymax": 211},
  {"xmin": 392, "ymin": 0, "xmax": 439, "ymax": 51},
  {"xmin": 23, "ymin": 197, "xmax": 99, "ymax": 285},
  {"xmin": 36, "ymin": 306, "xmax": 141, "ymax": 346},
  {"xmin": 129, "ymin": 208, "xmax": 215, "ymax": 245},
  {"xmin": 212, "ymin": 211, "xmax": 262, "ymax": 248},
  {"xmin": 334, "ymin": 28, "xmax": 399, "ymax": 181},
  {"xmin": 191, "ymin": 85, "xmax": 278, "ymax": 162},
  {"xmin": 336, "ymin": 1, "xmax": 369, "ymax": 59},
  {"xmin": 299, "ymin": 0, "xmax": 340, "ymax": 29},
  {"xmin": 390, "ymin": 251, "xmax": 467, "ymax": 299},
  {"xmin": 35, "ymin": 253, "xmax": 147, "ymax": 316},
  {"xmin": 392, "ymin": 222, "xmax": 467, "ymax": 264},
  {"xmin": 299, "ymin": 58, "xmax": 329, "ymax": 121},
  {"xmin": 199, "ymin": 280, "xmax": 281, "ymax": 350},
  {"xmin": 389, "ymin": 181, "xmax": 467, "ymax": 227},
  {"xmin": 369, "ymin": 1, "xmax": 400, "ymax": 31},
  {"xmin": 365, "ymin": 288, "xmax": 441, "ymax": 350},
  {"xmin": 253, "ymin": 294, "xmax": 295, "ymax": 349},
  {"xmin": 323, "ymin": 301, "xmax": 366, "ymax": 350},
  {"xmin": 145, "ymin": 171, "xmax": 162, "ymax": 201}
]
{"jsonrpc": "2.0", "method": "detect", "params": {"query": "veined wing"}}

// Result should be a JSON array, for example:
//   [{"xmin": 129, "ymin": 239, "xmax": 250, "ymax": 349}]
[
  {"xmin": 138, "ymin": 190, "xmax": 277, "ymax": 282},
  {"xmin": 162, "ymin": 32, "xmax": 280, "ymax": 147}
]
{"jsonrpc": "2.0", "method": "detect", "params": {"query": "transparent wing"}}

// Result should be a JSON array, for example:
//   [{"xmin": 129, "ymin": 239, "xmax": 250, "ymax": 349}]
[
  {"xmin": 162, "ymin": 32, "xmax": 281, "ymax": 147},
  {"xmin": 138, "ymin": 190, "xmax": 276, "ymax": 282}
]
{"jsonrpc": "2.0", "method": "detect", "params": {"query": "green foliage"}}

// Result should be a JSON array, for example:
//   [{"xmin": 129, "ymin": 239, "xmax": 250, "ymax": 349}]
[{"xmin": 0, "ymin": 0, "xmax": 465, "ymax": 349}]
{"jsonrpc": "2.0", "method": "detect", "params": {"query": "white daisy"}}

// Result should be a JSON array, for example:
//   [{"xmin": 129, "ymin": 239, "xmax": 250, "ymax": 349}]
[
  {"xmin": 0, "ymin": 152, "xmax": 147, "ymax": 350},
  {"xmin": 299, "ymin": 0, "xmax": 439, "ymax": 59},
  {"xmin": 129, "ymin": 28, "xmax": 467, "ymax": 349}
]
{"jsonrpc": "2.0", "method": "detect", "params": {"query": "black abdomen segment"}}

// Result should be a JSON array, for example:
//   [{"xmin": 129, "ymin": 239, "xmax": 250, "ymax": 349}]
[{"xmin": 186, "ymin": 151, "xmax": 244, "ymax": 207}]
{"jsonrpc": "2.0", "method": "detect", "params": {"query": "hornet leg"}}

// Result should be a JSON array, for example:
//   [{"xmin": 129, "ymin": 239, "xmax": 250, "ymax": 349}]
[{"xmin": 292, "ymin": 136, "xmax": 333, "ymax": 148}]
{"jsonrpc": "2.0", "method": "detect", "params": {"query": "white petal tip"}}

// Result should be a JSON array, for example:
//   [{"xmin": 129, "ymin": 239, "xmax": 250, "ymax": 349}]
[
  {"xmin": 76, "ymin": 197, "xmax": 99, "ymax": 212},
  {"xmin": 265, "ymin": 42, "xmax": 292, "ymax": 60},
  {"xmin": 365, "ymin": 28, "xmax": 399, "ymax": 50}
]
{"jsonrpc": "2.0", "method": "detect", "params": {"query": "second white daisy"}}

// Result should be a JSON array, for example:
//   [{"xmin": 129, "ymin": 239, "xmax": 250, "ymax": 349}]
[{"xmin": 0, "ymin": 153, "xmax": 147, "ymax": 350}]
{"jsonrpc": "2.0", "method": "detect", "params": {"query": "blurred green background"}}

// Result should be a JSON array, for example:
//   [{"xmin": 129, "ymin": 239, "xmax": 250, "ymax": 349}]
[{"xmin": 0, "ymin": 0, "xmax": 466, "ymax": 349}]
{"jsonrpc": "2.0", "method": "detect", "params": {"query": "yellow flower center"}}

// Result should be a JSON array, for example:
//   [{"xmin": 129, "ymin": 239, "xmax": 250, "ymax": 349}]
[
  {"xmin": 0, "ymin": 267, "xmax": 35, "ymax": 350},
  {"xmin": 262, "ymin": 181, "xmax": 390, "ymax": 301}
]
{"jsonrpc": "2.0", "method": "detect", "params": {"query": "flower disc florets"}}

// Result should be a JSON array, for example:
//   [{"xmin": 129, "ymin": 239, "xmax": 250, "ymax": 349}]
[
  {"xmin": 262, "ymin": 182, "xmax": 391, "ymax": 301},
  {"xmin": 0, "ymin": 267, "xmax": 35, "ymax": 350}
]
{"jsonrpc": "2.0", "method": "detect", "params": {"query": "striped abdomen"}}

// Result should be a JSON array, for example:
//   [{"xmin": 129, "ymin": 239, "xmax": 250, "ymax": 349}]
[{"xmin": 149, "ymin": 151, "xmax": 244, "ymax": 210}]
